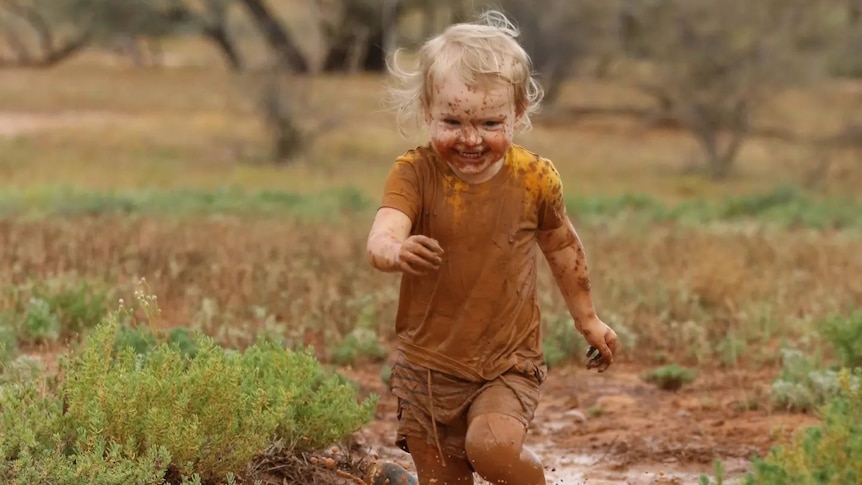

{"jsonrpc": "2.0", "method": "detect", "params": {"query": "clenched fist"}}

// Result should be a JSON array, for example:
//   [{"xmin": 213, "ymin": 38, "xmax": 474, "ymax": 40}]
[{"xmin": 397, "ymin": 235, "xmax": 444, "ymax": 276}]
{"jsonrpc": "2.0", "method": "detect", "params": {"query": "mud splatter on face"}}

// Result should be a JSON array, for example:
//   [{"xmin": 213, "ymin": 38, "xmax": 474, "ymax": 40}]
[{"xmin": 426, "ymin": 74, "xmax": 519, "ymax": 184}]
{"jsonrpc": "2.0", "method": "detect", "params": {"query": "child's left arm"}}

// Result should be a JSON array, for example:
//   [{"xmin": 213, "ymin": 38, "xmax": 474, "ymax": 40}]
[{"xmin": 538, "ymin": 219, "xmax": 618, "ymax": 371}]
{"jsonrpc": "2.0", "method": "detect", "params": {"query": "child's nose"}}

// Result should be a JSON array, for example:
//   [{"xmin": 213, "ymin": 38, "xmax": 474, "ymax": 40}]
[{"xmin": 459, "ymin": 125, "xmax": 481, "ymax": 145}]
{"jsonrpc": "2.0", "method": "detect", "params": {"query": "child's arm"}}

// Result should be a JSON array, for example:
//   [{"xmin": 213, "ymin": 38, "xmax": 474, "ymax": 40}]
[
  {"xmin": 367, "ymin": 208, "xmax": 444, "ymax": 275},
  {"xmin": 538, "ymin": 218, "xmax": 618, "ymax": 371}
]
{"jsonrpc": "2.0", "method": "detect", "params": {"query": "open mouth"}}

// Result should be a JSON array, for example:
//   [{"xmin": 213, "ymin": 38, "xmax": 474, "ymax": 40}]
[{"xmin": 456, "ymin": 150, "xmax": 486, "ymax": 160}]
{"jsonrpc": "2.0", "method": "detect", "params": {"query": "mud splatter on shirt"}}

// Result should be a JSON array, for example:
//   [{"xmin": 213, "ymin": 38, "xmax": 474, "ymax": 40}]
[{"xmin": 380, "ymin": 144, "xmax": 568, "ymax": 382}]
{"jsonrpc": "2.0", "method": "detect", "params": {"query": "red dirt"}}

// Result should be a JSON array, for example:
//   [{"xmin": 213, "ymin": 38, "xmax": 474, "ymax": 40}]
[{"xmin": 345, "ymin": 362, "xmax": 820, "ymax": 484}]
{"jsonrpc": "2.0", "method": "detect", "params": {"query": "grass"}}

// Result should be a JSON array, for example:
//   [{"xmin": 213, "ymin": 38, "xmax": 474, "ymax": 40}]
[
  {"xmin": 0, "ymin": 213, "xmax": 859, "ymax": 370},
  {"xmin": 0, "ymin": 185, "xmax": 860, "ymax": 231}
]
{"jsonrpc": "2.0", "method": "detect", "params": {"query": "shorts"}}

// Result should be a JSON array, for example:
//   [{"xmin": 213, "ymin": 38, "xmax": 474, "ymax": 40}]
[{"xmin": 389, "ymin": 354, "xmax": 546, "ymax": 459}]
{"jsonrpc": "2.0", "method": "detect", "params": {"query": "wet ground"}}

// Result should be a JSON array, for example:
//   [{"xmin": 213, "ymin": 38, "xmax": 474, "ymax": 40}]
[{"xmin": 347, "ymin": 363, "xmax": 818, "ymax": 485}]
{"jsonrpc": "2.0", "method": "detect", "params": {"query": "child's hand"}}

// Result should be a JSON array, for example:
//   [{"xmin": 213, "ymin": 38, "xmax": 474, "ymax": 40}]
[
  {"xmin": 581, "ymin": 317, "xmax": 617, "ymax": 373},
  {"xmin": 397, "ymin": 236, "xmax": 444, "ymax": 275}
]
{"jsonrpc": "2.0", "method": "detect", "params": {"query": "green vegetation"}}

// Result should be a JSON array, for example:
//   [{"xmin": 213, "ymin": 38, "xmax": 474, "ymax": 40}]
[
  {"xmin": 771, "ymin": 310, "xmax": 862, "ymax": 412},
  {"xmin": 0, "ymin": 279, "xmax": 110, "ymax": 346},
  {"xmin": 0, "ymin": 312, "xmax": 376, "ymax": 484},
  {"xmin": 745, "ymin": 369, "xmax": 862, "ymax": 484},
  {"xmin": 818, "ymin": 310, "xmax": 862, "ymax": 369},
  {"xmin": 0, "ymin": 185, "xmax": 859, "ymax": 229},
  {"xmin": 641, "ymin": 365, "xmax": 698, "ymax": 391},
  {"xmin": 0, "ymin": 187, "xmax": 371, "ymax": 221},
  {"xmin": 705, "ymin": 369, "xmax": 862, "ymax": 485}
]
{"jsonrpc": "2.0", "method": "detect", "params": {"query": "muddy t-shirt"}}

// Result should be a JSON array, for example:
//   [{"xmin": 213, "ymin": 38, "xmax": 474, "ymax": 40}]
[{"xmin": 380, "ymin": 144, "xmax": 567, "ymax": 382}]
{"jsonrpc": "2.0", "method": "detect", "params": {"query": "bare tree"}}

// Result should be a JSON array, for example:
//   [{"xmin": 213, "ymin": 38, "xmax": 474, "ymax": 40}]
[
  {"xmin": 617, "ymin": 0, "xmax": 831, "ymax": 179},
  {"xmin": 177, "ymin": 0, "xmax": 244, "ymax": 71},
  {"xmin": 237, "ymin": 0, "xmax": 308, "ymax": 72},
  {"xmin": 314, "ymin": 0, "xmax": 383, "ymax": 72},
  {"xmin": 0, "ymin": 0, "xmax": 92, "ymax": 67},
  {"xmin": 247, "ymin": 68, "xmax": 341, "ymax": 164}
]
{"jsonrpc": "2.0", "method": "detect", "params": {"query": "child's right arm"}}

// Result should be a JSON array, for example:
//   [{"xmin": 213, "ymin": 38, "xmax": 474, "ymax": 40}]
[{"xmin": 367, "ymin": 207, "xmax": 444, "ymax": 276}]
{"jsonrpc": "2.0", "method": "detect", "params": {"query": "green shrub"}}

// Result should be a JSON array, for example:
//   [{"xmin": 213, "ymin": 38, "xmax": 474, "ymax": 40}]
[
  {"xmin": 239, "ymin": 337, "xmax": 377, "ymax": 452},
  {"xmin": 330, "ymin": 328, "xmax": 388, "ymax": 366},
  {"xmin": 64, "ymin": 321, "xmax": 278, "ymax": 482},
  {"xmin": 770, "ymin": 348, "xmax": 851, "ymax": 413},
  {"xmin": 114, "ymin": 326, "xmax": 199, "ymax": 359},
  {"xmin": 744, "ymin": 368, "xmax": 862, "ymax": 485},
  {"xmin": 20, "ymin": 298, "xmax": 61, "ymax": 344},
  {"xmin": 1, "ymin": 280, "xmax": 110, "ymax": 345},
  {"xmin": 0, "ymin": 355, "xmax": 44, "ymax": 384},
  {"xmin": 641, "ymin": 365, "xmax": 697, "ymax": 391},
  {"xmin": 0, "ymin": 319, "xmax": 18, "ymax": 365},
  {"xmin": 40, "ymin": 281, "xmax": 109, "ymax": 337},
  {"xmin": 818, "ymin": 310, "xmax": 862, "ymax": 369},
  {"xmin": 717, "ymin": 334, "xmax": 746, "ymax": 367},
  {"xmin": 113, "ymin": 325, "xmax": 159, "ymax": 356},
  {"xmin": 0, "ymin": 311, "xmax": 376, "ymax": 484}
]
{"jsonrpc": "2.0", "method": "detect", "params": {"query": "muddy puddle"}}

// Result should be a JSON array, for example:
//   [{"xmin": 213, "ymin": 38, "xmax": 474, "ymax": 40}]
[
  {"xmin": 531, "ymin": 445, "xmax": 749, "ymax": 484},
  {"xmin": 365, "ymin": 437, "xmax": 749, "ymax": 485}
]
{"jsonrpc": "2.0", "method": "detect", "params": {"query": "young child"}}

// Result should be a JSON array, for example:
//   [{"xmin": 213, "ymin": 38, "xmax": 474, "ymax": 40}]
[{"xmin": 366, "ymin": 10, "xmax": 618, "ymax": 485}]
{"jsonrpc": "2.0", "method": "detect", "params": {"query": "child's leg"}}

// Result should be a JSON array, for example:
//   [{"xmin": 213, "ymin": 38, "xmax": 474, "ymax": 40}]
[
  {"xmin": 463, "ymin": 370, "xmax": 546, "ymax": 485},
  {"xmin": 464, "ymin": 412, "xmax": 545, "ymax": 485},
  {"xmin": 404, "ymin": 436, "xmax": 475, "ymax": 484}
]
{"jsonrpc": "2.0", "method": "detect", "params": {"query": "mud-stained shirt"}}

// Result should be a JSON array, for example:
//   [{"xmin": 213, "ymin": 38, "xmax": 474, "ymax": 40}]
[{"xmin": 380, "ymin": 144, "xmax": 568, "ymax": 382}]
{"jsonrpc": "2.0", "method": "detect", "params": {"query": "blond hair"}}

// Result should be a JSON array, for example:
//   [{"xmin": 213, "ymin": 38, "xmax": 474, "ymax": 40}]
[{"xmin": 387, "ymin": 10, "xmax": 544, "ymax": 136}]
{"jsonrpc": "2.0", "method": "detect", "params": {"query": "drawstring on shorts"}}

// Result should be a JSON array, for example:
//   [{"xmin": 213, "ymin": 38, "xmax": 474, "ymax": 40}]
[
  {"xmin": 427, "ymin": 369, "xmax": 446, "ymax": 467},
  {"xmin": 424, "ymin": 367, "xmax": 532, "ymax": 469}
]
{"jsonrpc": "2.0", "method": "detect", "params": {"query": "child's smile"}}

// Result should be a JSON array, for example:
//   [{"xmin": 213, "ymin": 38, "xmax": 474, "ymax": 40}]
[{"xmin": 426, "ymin": 75, "xmax": 521, "ymax": 183}]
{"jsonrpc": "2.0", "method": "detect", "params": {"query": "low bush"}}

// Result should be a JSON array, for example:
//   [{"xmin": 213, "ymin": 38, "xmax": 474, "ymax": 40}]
[
  {"xmin": 641, "ymin": 364, "xmax": 698, "ymax": 391},
  {"xmin": 0, "ymin": 279, "xmax": 110, "ymax": 345},
  {"xmin": 744, "ymin": 368, "xmax": 862, "ymax": 484},
  {"xmin": 0, "ymin": 311, "xmax": 377, "ymax": 484},
  {"xmin": 818, "ymin": 309, "xmax": 862, "ymax": 369}
]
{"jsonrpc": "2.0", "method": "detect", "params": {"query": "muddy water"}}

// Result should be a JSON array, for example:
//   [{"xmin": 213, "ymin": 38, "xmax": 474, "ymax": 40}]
[
  {"xmin": 526, "ymin": 426, "xmax": 750, "ymax": 485},
  {"xmin": 371, "ymin": 441, "xmax": 748, "ymax": 485},
  {"xmin": 530, "ymin": 447, "xmax": 748, "ymax": 484}
]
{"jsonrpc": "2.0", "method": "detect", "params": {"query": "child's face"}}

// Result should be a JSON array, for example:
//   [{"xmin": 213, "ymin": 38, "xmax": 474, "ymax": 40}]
[{"xmin": 426, "ymin": 75, "xmax": 521, "ymax": 180}]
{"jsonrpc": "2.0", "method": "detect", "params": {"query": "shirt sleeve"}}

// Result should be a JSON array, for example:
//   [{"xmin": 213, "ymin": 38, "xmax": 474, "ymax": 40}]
[
  {"xmin": 537, "ymin": 158, "xmax": 567, "ymax": 231},
  {"xmin": 380, "ymin": 157, "xmax": 422, "ymax": 224}
]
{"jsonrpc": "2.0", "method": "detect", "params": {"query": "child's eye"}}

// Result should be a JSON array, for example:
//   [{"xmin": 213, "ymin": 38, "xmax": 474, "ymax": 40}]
[
  {"xmin": 443, "ymin": 119, "xmax": 460, "ymax": 126},
  {"xmin": 483, "ymin": 121, "xmax": 503, "ymax": 128}
]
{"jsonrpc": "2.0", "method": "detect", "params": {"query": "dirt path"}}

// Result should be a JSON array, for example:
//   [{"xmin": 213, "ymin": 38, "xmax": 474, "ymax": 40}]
[
  {"xmin": 0, "ymin": 111, "xmax": 119, "ymax": 136},
  {"xmin": 347, "ymin": 363, "xmax": 818, "ymax": 485}
]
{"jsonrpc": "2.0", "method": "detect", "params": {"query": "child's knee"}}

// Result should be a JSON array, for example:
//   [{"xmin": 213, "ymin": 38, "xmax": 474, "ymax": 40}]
[{"xmin": 464, "ymin": 413, "xmax": 525, "ymax": 466}]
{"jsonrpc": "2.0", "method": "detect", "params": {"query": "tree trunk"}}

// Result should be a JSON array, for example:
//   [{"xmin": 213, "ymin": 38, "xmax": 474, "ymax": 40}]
[
  {"xmin": 362, "ymin": 28, "xmax": 386, "ymax": 72},
  {"xmin": 0, "ymin": 31, "xmax": 91, "ymax": 68},
  {"xmin": 203, "ymin": 25, "xmax": 244, "ymax": 71},
  {"xmin": 694, "ymin": 124, "xmax": 748, "ymax": 180},
  {"xmin": 237, "ymin": 0, "xmax": 308, "ymax": 72},
  {"xmin": 323, "ymin": 26, "xmax": 386, "ymax": 73}
]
